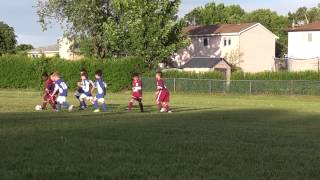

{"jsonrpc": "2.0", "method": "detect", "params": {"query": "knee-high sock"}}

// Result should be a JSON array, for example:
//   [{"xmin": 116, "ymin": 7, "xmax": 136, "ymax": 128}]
[
  {"xmin": 93, "ymin": 100, "xmax": 99, "ymax": 109},
  {"xmin": 57, "ymin": 103, "xmax": 62, "ymax": 111},
  {"xmin": 128, "ymin": 101, "xmax": 133, "ymax": 110},
  {"xmin": 62, "ymin": 102, "xmax": 70, "ymax": 109},
  {"xmin": 165, "ymin": 104, "xmax": 170, "ymax": 112},
  {"xmin": 139, "ymin": 102, "xmax": 144, "ymax": 112},
  {"xmin": 102, "ymin": 103, "xmax": 109, "ymax": 112},
  {"xmin": 42, "ymin": 101, "xmax": 48, "ymax": 110}
]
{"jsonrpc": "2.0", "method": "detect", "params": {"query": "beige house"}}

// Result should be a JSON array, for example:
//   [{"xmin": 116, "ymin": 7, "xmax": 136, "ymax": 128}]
[
  {"xmin": 173, "ymin": 23, "xmax": 278, "ymax": 73},
  {"xmin": 28, "ymin": 37, "xmax": 83, "ymax": 61}
]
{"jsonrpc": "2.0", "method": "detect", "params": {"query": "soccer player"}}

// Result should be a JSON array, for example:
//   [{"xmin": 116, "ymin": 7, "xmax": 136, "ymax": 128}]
[
  {"xmin": 78, "ymin": 72, "xmax": 94, "ymax": 110},
  {"xmin": 127, "ymin": 73, "xmax": 144, "ymax": 112},
  {"xmin": 75, "ymin": 69, "xmax": 87, "ymax": 108},
  {"xmin": 155, "ymin": 72, "xmax": 172, "ymax": 113},
  {"xmin": 92, "ymin": 70, "xmax": 109, "ymax": 113},
  {"xmin": 40, "ymin": 72, "xmax": 57, "ymax": 111},
  {"xmin": 50, "ymin": 72, "xmax": 74, "ymax": 112}
]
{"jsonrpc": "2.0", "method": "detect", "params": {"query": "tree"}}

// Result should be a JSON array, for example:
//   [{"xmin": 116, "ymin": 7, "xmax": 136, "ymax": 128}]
[
  {"xmin": 289, "ymin": 4, "xmax": 320, "ymax": 24},
  {"xmin": 243, "ymin": 9, "xmax": 289, "ymax": 57},
  {"xmin": 16, "ymin": 44, "xmax": 34, "ymax": 52},
  {"xmin": 0, "ymin": 21, "xmax": 17, "ymax": 55},
  {"xmin": 37, "ymin": 0, "xmax": 188, "ymax": 68},
  {"xmin": 184, "ymin": 3, "xmax": 245, "ymax": 25}
]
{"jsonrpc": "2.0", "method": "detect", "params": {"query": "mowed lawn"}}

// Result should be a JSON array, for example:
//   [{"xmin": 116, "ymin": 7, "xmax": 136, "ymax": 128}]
[{"xmin": 1, "ymin": 90, "xmax": 320, "ymax": 179}]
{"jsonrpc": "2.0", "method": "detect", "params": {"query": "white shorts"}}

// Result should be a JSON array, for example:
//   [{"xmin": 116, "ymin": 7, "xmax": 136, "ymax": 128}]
[
  {"xmin": 57, "ymin": 96, "xmax": 67, "ymax": 104},
  {"xmin": 95, "ymin": 98, "xmax": 105, "ymax": 103},
  {"xmin": 79, "ymin": 94, "xmax": 93, "ymax": 101}
]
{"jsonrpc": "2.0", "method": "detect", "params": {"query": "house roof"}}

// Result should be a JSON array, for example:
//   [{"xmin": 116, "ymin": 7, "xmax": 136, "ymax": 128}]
[
  {"xmin": 182, "ymin": 57, "xmax": 230, "ymax": 68},
  {"xmin": 287, "ymin": 22, "xmax": 320, "ymax": 32},
  {"xmin": 28, "ymin": 44, "xmax": 59, "ymax": 53},
  {"xmin": 186, "ymin": 23, "xmax": 258, "ymax": 36}
]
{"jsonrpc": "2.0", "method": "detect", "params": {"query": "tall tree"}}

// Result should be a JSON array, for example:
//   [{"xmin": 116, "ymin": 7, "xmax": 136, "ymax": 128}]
[
  {"xmin": 37, "ymin": 0, "xmax": 188, "ymax": 68},
  {"xmin": 289, "ymin": 4, "xmax": 320, "ymax": 25},
  {"xmin": 184, "ymin": 3, "xmax": 245, "ymax": 25},
  {"xmin": 0, "ymin": 21, "xmax": 17, "ymax": 55}
]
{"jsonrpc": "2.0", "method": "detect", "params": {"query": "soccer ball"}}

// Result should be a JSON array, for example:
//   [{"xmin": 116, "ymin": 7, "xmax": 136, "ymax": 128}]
[{"xmin": 35, "ymin": 105, "xmax": 42, "ymax": 111}]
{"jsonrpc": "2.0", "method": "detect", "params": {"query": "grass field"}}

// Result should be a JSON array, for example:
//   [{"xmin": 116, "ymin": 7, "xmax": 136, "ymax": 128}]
[{"xmin": 1, "ymin": 90, "xmax": 320, "ymax": 179}]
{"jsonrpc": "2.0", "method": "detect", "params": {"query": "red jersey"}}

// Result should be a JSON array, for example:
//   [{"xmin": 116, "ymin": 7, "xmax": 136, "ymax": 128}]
[
  {"xmin": 132, "ymin": 79, "xmax": 142, "ymax": 99},
  {"xmin": 156, "ymin": 79, "xmax": 167, "ymax": 91},
  {"xmin": 45, "ymin": 79, "xmax": 55, "ymax": 94}
]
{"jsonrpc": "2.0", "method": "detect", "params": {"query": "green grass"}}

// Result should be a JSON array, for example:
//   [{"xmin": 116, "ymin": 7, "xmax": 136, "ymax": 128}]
[{"xmin": 1, "ymin": 90, "xmax": 320, "ymax": 179}]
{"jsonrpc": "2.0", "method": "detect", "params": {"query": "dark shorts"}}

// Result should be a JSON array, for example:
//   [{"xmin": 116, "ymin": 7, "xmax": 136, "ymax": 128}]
[{"xmin": 156, "ymin": 90, "xmax": 170, "ymax": 103}]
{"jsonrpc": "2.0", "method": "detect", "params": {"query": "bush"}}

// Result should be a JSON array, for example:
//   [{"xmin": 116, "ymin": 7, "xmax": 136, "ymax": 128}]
[
  {"xmin": 143, "ymin": 70, "xmax": 225, "ymax": 80},
  {"xmin": 144, "ymin": 70, "xmax": 320, "ymax": 81},
  {"xmin": 231, "ymin": 71, "xmax": 320, "ymax": 80},
  {"xmin": 0, "ymin": 55, "xmax": 146, "ymax": 92}
]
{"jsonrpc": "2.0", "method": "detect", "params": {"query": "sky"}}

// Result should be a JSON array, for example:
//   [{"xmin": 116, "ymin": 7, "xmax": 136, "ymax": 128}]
[{"xmin": 0, "ymin": 0, "xmax": 318, "ymax": 47}]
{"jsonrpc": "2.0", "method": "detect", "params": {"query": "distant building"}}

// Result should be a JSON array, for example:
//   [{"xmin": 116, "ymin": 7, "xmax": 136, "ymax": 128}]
[
  {"xmin": 28, "ymin": 37, "xmax": 83, "ymax": 61},
  {"xmin": 173, "ymin": 23, "xmax": 278, "ymax": 73},
  {"xmin": 287, "ymin": 22, "xmax": 320, "ymax": 71}
]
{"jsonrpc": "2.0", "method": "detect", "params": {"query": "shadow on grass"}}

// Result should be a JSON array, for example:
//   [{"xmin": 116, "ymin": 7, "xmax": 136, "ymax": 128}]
[{"xmin": 1, "ymin": 109, "xmax": 320, "ymax": 179}]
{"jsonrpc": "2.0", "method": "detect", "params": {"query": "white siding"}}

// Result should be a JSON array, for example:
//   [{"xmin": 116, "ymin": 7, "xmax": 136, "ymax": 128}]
[{"xmin": 288, "ymin": 31, "xmax": 320, "ymax": 59}]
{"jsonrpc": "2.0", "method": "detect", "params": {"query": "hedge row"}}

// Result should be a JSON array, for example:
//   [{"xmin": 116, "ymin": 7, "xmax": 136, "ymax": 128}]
[
  {"xmin": 0, "ymin": 55, "xmax": 146, "ymax": 92},
  {"xmin": 144, "ymin": 70, "xmax": 320, "ymax": 81}
]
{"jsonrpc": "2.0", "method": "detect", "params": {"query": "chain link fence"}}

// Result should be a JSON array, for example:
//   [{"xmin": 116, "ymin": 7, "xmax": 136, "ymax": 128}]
[{"xmin": 142, "ymin": 77, "xmax": 320, "ymax": 95}]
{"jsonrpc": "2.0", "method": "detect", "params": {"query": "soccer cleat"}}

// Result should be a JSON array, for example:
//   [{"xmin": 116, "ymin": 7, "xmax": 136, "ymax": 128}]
[
  {"xmin": 168, "ymin": 111, "xmax": 173, "ymax": 113},
  {"xmin": 93, "ymin": 109, "xmax": 100, "ymax": 113},
  {"xmin": 160, "ymin": 108, "xmax": 167, "ymax": 113},
  {"xmin": 68, "ymin": 105, "xmax": 74, "ymax": 112}
]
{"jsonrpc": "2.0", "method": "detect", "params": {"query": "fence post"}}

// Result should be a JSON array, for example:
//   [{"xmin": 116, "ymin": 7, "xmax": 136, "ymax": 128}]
[
  {"xmin": 209, "ymin": 80, "xmax": 212, "ymax": 93},
  {"xmin": 173, "ymin": 78, "xmax": 176, "ymax": 93},
  {"xmin": 249, "ymin": 80, "xmax": 252, "ymax": 95},
  {"xmin": 290, "ymin": 80, "xmax": 294, "ymax": 95}
]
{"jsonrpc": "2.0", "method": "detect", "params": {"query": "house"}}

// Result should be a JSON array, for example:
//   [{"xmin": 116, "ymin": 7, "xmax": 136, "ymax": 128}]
[
  {"xmin": 182, "ymin": 57, "xmax": 231, "ymax": 79},
  {"xmin": 173, "ymin": 23, "xmax": 278, "ymax": 73},
  {"xmin": 287, "ymin": 22, "xmax": 320, "ymax": 71},
  {"xmin": 28, "ymin": 44, "xmax": 59, "ymax": 58},
  {"xmin": 28, "ymin": 37, "xmax": 83, "ymax": 61}
]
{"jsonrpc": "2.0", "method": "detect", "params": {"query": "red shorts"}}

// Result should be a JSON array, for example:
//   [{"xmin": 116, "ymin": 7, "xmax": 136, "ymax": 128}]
[
  {"xmin": 132, "ymin": 92, "xmax": 142, "ymax": 101},
  {"xmin": 156, "ymin": 90, "xmax": 170, "ymax": 103},
  {"xmin": 44, "ymin": 94, "xmax": 56, "ymax": 103}
]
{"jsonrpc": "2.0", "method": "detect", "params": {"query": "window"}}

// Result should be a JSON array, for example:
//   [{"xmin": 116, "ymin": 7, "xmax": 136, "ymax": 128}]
[
  {"xmin": 308, "ymin": 33, "xmax": 313, "ymax": 42},
  {"xmin": 203, "ymin": 38, "xmax": 209, "ymax": 47},
  {"xmin": 224, "ymin": 38, "xmax": 227, "ymax": 46},
  {"xmin": 228, "ymin": 38, "xmax": 232, "ymax": 45}
]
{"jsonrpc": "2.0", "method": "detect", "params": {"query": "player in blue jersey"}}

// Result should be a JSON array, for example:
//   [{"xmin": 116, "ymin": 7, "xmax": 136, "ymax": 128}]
[
  {"xmin": 51, "ymin": 72, "xmax": 74, "ymax": 112},
  {"xmin": 91, "ymin": 70, "xmax": 108, "ymax": 113},
  {"xmin": 78, "ymin": 72, "xmax": 94, "ymax": 110},
  {"xmin": 75, "ymin": 69, "xmax": 88, "ymax": 108}
]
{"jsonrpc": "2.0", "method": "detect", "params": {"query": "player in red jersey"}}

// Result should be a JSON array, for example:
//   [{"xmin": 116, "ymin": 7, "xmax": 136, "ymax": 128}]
[
  {"xmin": 127, "ymin": 73, "xmax": 144, "ymax": 112},
  {"xmin": 40, "ymin": 72, "xmax": 57, "ymax": 110},
  {"xmin": 155, "ymin": 72, "xmax": 172, "ymax": 113}
]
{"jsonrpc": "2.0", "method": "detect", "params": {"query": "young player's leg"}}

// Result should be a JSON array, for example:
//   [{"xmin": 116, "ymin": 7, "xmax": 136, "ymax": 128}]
[
  {"xmin": 163, "ymin": 92, "xmax": 170, "ymax": 112},
  {"xmin": 42, "ymin": 95, "xmax": 48, "ymax": 110},
  {"xmin": 48, "ymin": 95, "xmax": 57, "ymax": 110},
  {"xmin": 79, "ymin": 94, "xmax": 87, "ymax": 109},
  {"xmin": 100, "ymin": 98, "xmax": 109, "ymax": 112},
  {"xmin": 137, "ymin": 98, "xmax": 144, "ymax": 112},
  {"xmin": 156, "ymin": 91, "xmax": 164, "ymax": 111},
  {"xmin": 127, "ymin": 97, "xmax": 136, "ymax": 110}
]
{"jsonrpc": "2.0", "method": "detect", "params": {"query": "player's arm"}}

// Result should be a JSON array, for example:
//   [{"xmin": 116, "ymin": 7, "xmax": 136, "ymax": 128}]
[
  {"xmin": 91, "ymin": 82, "xmax": 96, "ymax": 95},
  {"xmin": 51, "ymin": 84, "xmax": 59, "ymax": 97}
]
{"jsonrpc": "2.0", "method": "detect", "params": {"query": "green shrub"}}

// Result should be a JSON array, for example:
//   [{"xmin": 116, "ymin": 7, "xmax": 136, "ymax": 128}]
[
  {"xmin": 143, "ymin": 70, "xmax": 225, "ymax": 80},
  {"xmin": 231, "ymin": 71, "xmax": 320, "ymax": 80},
  {"xmin": 144, "ymin": 70, "xmax": 320, "ymax": 81},
  {"xmin": 0, "ymin": 55, "xmax": 146, "ymax": 92}
]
